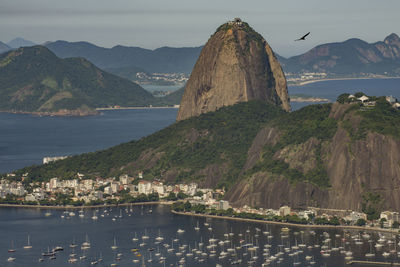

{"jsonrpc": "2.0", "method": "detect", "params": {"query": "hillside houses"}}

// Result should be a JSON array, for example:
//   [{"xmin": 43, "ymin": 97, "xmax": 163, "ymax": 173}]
[
  {"xmin": 346, "ymin": 93, "xmax": 400, "ymax": 109},
  {"xmin": 0, "ymin": 171, "xmax": 205, "ymax": 204}
]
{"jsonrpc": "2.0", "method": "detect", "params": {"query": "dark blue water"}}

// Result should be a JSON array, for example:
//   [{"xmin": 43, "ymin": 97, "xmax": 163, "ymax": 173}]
[
  {"xmin": 0, "ymin": 205, "xmax": 391, "ymax": 267},
  {"xmin": 0, "ymin": 109, "xmax": 178, "ymax": 173},
  {"xmin": 141, "ymin": 85, "xmax": 182, "ymax": 92}
]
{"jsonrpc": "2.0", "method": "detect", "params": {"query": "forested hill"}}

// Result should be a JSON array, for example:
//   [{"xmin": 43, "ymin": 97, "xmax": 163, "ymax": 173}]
[
  {"xmin": 12, "ymin": 96, "xmax": 400, "ymax": 214},
  {"xmin": 0, "ymin": 46, "xmax": 155, "ymax": 114}
]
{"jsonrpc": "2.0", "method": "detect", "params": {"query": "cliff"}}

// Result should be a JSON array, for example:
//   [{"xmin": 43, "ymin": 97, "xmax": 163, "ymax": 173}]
[
  {"xmin": 226, "ymin": 99, "xmax": 400, "ymax": 218},
  {"xmin": 177, "ymin": 19, "xmax": 290, "ymax": 121}
]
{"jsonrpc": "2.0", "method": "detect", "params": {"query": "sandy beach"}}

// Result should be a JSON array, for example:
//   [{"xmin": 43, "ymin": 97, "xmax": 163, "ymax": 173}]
[{"xmin": 296, "ymin": 76, "xmax": 400, "ymax": 86}]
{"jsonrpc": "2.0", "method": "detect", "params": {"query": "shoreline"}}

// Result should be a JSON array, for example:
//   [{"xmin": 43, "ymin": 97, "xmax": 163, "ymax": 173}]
[
  {"xmin": 0, "ymin": 109, "xmax": 99, "ymax": 117},
  {"xmin": 0, "ymin": 201, "xmax": 174, "ymax": 210},
  {"xmin": 0, "ymin": 106, "xmax": 179, "ymax": 117},
  {"xmin": 96, "ymin": 106, "xmax": 179, "ymax": 111},
  {"xmin": 294, "ymin": 76, "xmax": 400, "ymax": 86},
  {"xmin": 2, "ymin": 203, "xmax": 399, "ymax": 234},
  {"xmin": 171, "ymin": 210, "xmax": 400, "ymax": 234}
]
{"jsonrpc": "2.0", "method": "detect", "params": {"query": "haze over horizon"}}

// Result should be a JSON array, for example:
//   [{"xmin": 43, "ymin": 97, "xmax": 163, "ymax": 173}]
[{"xmin": 1, "ymin": 0, "xmax": 399, "ymax": 57}]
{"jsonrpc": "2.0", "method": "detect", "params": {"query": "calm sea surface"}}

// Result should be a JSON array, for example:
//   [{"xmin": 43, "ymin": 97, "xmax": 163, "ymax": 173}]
[
  {"xmin": 0, "ymin": 205, "xmax": 394, "ymax": 267},
  {"xmin": 0, "ymin": 109, "xmax": 178, "ymax": 173}
]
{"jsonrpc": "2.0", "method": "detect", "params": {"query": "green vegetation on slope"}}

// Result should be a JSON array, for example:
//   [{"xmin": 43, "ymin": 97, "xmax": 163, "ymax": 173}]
[
  {"xmin": 154, "ymin": 87, "xmax": 184, "ymax": 106},
  {"xmin": 248, "ymin": 104, "xmax": 337, "ymax": 187},
  {"xmin": 13, "ymin": 97, "xmax": 400, "ymax": 193},
  {"xmin": 338, "ymin": 93, "xmax": 400, "ymax": 140},
  {"xmin": 16, "ymin": 101, "xmax": 285, "ymax": 187},
  {"xmin": 0, "ymin": 46, "xmax": 154, "ymax": 113}
]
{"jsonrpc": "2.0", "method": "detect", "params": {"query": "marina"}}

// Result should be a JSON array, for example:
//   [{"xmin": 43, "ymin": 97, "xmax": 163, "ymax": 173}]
[{"xmin": 2, "ymin": 205, "xmax": 400, "ymax": 266}]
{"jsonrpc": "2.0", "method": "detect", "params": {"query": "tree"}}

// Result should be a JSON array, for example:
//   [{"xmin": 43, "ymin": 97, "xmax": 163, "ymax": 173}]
[
  {"xmin": 329, "ymin": 216, "xmax": 340, "ymax": 226},
  {"xmin": 356, "ymin": 218, "xmax": 366, "ymax": 226},
  {"xmin": 177, "ymin": 192, "xmax": 188, "ymax": 199},
  {"xmin": 392, "ymin": 221, "xmax": 399, "ymax": 229},
  {"xmin": 165, "ymin": 192, "xmax": 177, "ymax": 201},
  {"xmin": 183, "ymin": 201, "xmax": 191, "ymax": 211},
  {"xmin": 194, "ymin": 191, "xmax": 204, "ymax": 197},
  {"xmin": 354, "ymin": 92, "xmax": 365, "ymax": 98},
  {"xmin": 337, "ymin": 93, "xmax": 350, "ymax": 104}
]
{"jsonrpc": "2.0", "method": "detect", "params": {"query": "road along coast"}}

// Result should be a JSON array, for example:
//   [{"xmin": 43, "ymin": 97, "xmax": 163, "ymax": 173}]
[{"xmin": 171, "ymin": 210, "xmax": 400, "ymax": 234}]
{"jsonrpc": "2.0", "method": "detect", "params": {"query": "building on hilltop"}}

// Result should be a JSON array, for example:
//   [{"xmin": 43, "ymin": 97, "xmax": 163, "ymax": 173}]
[
  {"xmin": 228, "ymin": 18, "xmax": 243, "ymax": 26},
  {"xmin": 386, "ymin": 95, "xmax": 397, "ymax": 104},
  {"xmin": 43, "ymin": 156, "xmax": 68, "ymax": 164}
]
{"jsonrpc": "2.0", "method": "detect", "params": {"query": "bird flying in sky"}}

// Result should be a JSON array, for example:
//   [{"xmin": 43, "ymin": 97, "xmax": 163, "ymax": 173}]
[{"xmin": 295, "ymin": 32, "xmax": 310, "ymax": 41}]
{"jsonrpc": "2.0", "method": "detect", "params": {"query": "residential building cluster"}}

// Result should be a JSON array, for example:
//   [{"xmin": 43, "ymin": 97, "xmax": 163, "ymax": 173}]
[
  {"xmin": 1, "ymin": 173, "xmax": 206, "ymax": 205},
  {"xmin": 2, "ymin": 173, "xmax": 400, "ymax": 229},
  {"xmin": 286, "ymin": 72, "xmax": 327, "ymax": 83},
  {"xmin": 135, "ymin": 72, "xmax": 188, "ymax": 85},
  {"xmin": 380, "ymin": 211, "xmax": 400, "ymax": 227},
  {"xmin": 0, "ymin": 179, "xmax": 26, "ymax": 198},
  {"xmin": 347, "ymin": 94, "xmax": 400, "ymax": 109}
]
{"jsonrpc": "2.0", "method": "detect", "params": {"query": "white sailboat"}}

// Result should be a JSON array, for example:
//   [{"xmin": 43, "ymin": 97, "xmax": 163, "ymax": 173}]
[
  {"xmin": 155, "ymin": 229, "xmax": 164, "ymax": 242},
  {"xmin": 132, "ymin": 232, "xmax": 139, "ymax": 242},
  {"xmin": 79, "ymin": 209, "xmax": 84, "ymax": 218},
  {"xmin": 81, "ymin": 234, "xmax": 91, "ymax": 250},
  {"xmin": 111, "ymin": 237, "xmax": 118, "ymax": 250},
  {"xmin": 91, "ymin": 210, "xmax": 98, "ymax": 220},
  {"xmin": 194, "ymin": 221, "xmax": 200, "ymax": 231},
  {"xmin": 8, "ymin": 240, "xmax": 16, "ymax": 252},
  {"xmin": 142, "ymin": 229, "xmax": 150, "ymax": 240},
  {"xmin": 23, "ymin": 235, "xmax": 32, "ymax": 249}
]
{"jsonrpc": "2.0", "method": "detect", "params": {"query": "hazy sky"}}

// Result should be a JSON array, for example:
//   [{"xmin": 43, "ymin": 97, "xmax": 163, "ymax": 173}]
[{"xmin": 1, "ymin": 0, "xmax": 399, "ymax": 57}]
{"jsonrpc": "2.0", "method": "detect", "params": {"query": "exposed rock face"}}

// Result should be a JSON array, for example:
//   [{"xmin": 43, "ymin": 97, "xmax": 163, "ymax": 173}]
[
  {"xmin": 226, "ymin": 103, "xmax": 400, "ymax": 211},
  {"xmin": 177, "ymin": 19, "xmax": 290, "ymax": 121}
]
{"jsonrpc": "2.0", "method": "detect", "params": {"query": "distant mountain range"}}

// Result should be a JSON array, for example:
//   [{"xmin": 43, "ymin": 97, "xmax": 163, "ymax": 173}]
[
  {"xmin": 45, "ymin": 41, "xmax": 202, "ymax": 74},
  {"xmin": 280, "ymin": 33, "xmax": 400, "ymax": 75},
  {"xmin": 0, "ymin": 38, "xmax": 37, "ymax": 54},
  {"xmin": 7, "ymin": 38, "xmax": 37, "ymax": 49},
  {"xmin": 0, "ymin": 46, "xmax": 155, "ymax": 115},
  {"xmin": 1, "ymin": 33, "xmax": 399, "ymax": 81}
]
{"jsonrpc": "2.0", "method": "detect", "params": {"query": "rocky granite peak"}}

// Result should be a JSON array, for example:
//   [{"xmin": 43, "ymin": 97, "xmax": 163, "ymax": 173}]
[
  {"xmin": 176, "ymin": 18, "xmax": 290, "ymax": 121},
  {"xmin": 384, "ymin": 33, "xmax": 400, "ymax": 46}
]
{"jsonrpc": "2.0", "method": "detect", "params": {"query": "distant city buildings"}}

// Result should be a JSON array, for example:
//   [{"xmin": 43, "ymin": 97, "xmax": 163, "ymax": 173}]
[{"xmin": 134, "ymin": 72, "xmax": 188, "ymax": 86}]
